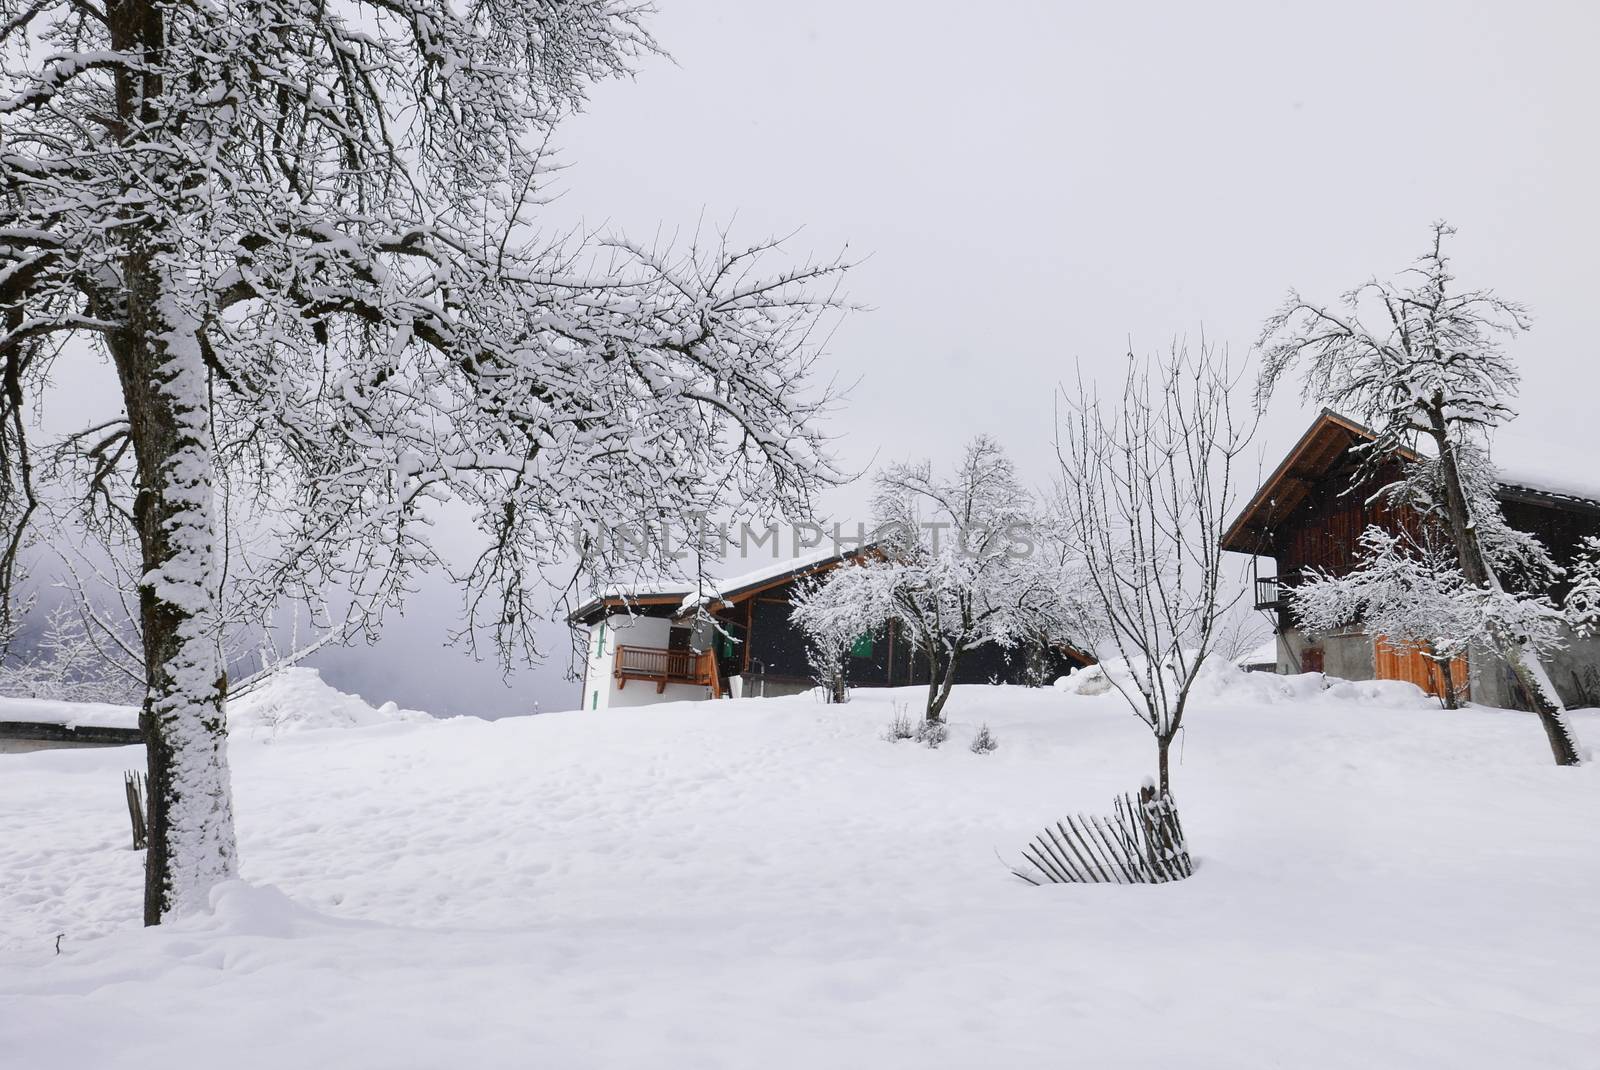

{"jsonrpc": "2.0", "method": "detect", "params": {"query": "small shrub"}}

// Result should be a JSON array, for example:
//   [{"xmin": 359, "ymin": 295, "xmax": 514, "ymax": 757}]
[
  {"xmin": 914, "ymin": 718, "xmax": 948, "ymax": 749},
  {"xmin": 969, "ymin": 723, "xmax": 998, "ymax": 754},
  {"xmin": 882, "ymin": 701, "xmax": 915, "ymax": 742}
]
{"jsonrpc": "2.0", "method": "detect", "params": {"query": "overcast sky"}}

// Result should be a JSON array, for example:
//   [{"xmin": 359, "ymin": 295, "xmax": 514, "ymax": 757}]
[{"xmin": 310, "ymin": 0, "xmax": 1600, "ymax": 716}]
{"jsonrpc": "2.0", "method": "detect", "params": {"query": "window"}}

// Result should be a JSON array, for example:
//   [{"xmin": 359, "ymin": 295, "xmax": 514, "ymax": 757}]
[
  {"xmin": 591, "ymin": 691, "xmax": 599, "ymax": 710},
  {"xmin": 596, "ymin": 621, "xmax": 606, "ymax": 655}
]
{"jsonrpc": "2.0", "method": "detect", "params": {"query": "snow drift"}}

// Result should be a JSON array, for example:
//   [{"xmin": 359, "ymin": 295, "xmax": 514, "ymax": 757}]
[
  {"xmin": 226, "ymin": 667, "xmax": 431, "ymax": 737},
  {"xmin": 1, "ymin": 666, "xmax": 427, "ymax": 737},
  {"xmin": 2, "ymin": 669, "xmax": 1597, "ymax": 1068}
]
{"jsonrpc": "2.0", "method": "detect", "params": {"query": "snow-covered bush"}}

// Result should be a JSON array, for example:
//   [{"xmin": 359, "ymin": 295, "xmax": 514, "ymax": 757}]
[
  {"xmin": 969, "ymin": 723, "xmax": 999, "ymax": 754},
  {"xmin": 914, "ymin": 718, "xmax": 949, "ymax": 749},
  {"xmin": 882, "ymin": 704, "xmax": 915, "ymax": 743}
]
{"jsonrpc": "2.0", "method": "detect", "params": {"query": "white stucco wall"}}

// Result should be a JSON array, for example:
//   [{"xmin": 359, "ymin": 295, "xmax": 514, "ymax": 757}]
[{"xmin": 578, "ymin": 613, "xmax": 713, "ymax": 711}]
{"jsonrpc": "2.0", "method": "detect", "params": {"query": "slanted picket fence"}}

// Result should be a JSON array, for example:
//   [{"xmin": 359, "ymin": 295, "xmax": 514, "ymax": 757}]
[{"xmin": 1012, "ymin": 785, "xmax": 1191, "ymax": 885}]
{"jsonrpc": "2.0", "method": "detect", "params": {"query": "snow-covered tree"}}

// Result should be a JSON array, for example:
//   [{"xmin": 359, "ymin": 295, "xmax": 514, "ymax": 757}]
[
  {"xmin": 1257, "ymin": 223, "xmax": 1581, "ymax": 765},
  {"xmin": 1054, "ymin": 342, "xmax": 1255, "ymax": 794},
  {"xmin": 1294, "ymin": 527, "xmax": 1563, "ymax": 710},
  {"xmin": 1563, "ymin": 537, "xmax": 1600, "ymax": 639},
  {"xmin": 1, "ymin": 0, "xmax": 846, "ymax": 923},
  {"xmin": 793, "ymin": 436, "xmax": 1076, "ymax": 723},
  {"xmin": 790, "ymin": 572, "xmax": 855, "ymax": 703},
  {"xmin": 0, "ymin": 599, "xmax": 141, "ymax": 704}
]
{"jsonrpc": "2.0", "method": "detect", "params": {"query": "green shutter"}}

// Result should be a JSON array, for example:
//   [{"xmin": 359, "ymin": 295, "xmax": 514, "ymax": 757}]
[{"xmin": 850, "ymin": 632, "xmax": 874, "ymax": 658}]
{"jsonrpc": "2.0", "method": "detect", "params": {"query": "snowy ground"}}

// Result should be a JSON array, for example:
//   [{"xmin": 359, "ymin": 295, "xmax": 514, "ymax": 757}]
[{"xmin": 3, "ymin": 669, "xmax": 1599, "ymax": 1068}]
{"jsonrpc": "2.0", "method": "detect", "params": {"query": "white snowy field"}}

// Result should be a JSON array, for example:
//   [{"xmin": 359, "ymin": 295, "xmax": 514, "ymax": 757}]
[{"xmin": 2, "ymin": 670, "xmax": 1599, "ymax": 1069}]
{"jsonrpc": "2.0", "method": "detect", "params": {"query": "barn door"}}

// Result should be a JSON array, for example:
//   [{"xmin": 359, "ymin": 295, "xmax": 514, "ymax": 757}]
[{"xmin": 1374, "ymin": 636, "xmax": 1468, "ymax": 702}]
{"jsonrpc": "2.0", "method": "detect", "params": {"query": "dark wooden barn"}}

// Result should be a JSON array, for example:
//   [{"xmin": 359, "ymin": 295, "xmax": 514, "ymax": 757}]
[{"xmin": 1221, "ymin": 410, "xmax": 1600, "ymax": 708}]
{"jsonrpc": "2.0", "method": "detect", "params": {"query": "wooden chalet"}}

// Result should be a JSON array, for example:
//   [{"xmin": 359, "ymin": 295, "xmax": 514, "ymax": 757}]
[
  {"xmin": 567, "ymin": 547, "xmax": 1092, "ymax": 710},
  {"xmin": 1222, "ymin": 410, "xmax": 1600, "ymax": 709}
]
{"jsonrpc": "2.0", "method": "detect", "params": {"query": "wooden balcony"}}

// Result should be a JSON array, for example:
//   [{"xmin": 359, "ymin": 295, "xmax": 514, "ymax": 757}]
[
  {"xmin": 614, "ymin": 645, "xmax": 719, "ymax": 694},
  {"xmin": 1253, "ymin": 571, "xmax": 1302, "ymax": 611}
]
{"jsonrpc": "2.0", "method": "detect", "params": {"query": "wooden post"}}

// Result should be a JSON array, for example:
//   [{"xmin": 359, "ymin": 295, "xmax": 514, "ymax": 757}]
[{"xmin": 124, "ymin": 771, "xmax": 147, "ymax": 850}]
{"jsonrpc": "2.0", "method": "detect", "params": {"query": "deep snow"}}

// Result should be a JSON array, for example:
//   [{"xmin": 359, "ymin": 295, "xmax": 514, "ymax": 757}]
[
  {"xmin": 2, "ymin": 669, "xmax": 1599, "ymax": 1068},
  {"xmin": 0, "ymin": 667, "xmax": 429, "ymax": 737}
]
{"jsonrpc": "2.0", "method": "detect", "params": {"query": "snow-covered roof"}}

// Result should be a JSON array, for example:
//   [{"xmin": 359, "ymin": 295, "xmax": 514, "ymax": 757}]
[
  {"xmin": 1224, "ymin": 410, "xmax": 1600, "ymax": 556},
  {"xmin": 1490, "ymin": 426, "xmax": 1600, "ymax": 507},
  {"xmin": 0, "ymin": 695, "xmax": 139, "ymax": 731},
  {"xmin": 568, "ymin": 544, "xmax": 878, "ymax": 625},
  {"xmin": 673, "ymin": 545, "xmax": 864, "ymax": 611}
]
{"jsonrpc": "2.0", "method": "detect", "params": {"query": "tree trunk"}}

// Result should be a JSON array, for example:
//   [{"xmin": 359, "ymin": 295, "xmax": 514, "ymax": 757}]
[
  {"xmin": 1156, "ymin": 734, "xmax": 1172, "ymax": 796},
  {"xmin": 109, "ymin": 250, "xmax": 239, "ymax": 926},
  {"xmin": 925, "ymin": 644, "xmax": 962, "ymax": 723},
  {"xmin": 1426, "ymin": 407, "xmax": 1582, "ymax": 765},
  {"xmin": 1433, "ymin": 651, "xmax": 1459, "ymax": 711},
  {"xmin": 1024, "ymin": 638, "xmax": 1047, "ymax": 687},
  {"xmin": 101, "ymin": 0, "xmax": 239, "ymax": 924}
]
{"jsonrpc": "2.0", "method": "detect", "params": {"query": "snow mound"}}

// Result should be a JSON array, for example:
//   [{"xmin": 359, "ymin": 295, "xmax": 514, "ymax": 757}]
[
  {"xmin": 1235, "ymin": 639, "xmax": 1278, "ymax": 667},
  {"xmin": 1193, "ymin": 666, "xmax": 1431, "ymax": 708},
  {"xmin": 226, "ymin": 668, "xmax": 430, "ymax": 737},
  {"xmin": 1056, "ymin": 665, "xmax": 1113, "ymax": 695},
  {"xmin": 1056, "ymin": 656, "xmax": 1433, "ymax": 709}
]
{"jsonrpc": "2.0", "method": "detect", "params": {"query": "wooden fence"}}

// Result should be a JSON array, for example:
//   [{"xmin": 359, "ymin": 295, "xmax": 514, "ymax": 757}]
[{"xmin": 1012, "ymin": 786, "xmax": 1192, "ymax": 885}]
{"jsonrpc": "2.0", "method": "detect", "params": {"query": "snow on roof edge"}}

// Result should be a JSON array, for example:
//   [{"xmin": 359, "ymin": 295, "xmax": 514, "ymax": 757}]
[{"xmin": 570, "ymin": 544, "xmax": 878, "ymax": 623}]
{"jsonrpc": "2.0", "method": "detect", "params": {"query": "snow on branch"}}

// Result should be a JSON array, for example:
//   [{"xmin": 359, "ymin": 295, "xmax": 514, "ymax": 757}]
[
  {"xmin": 1054, "ymin": 340, "xmax": 1256, "ymax": 793},
  {"xmin": 0, "ymin": 0, "xmax": 852, "ymax": 670},
  {"xmin": 792, "ymin": 436, "xmax": 1089, "ymax": 722}
]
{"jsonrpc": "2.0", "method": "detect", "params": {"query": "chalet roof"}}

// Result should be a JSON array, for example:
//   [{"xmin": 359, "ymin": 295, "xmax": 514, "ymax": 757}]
[
  {"xmin": 1221, "ymin": 409, "xmax": 1600, "ymax": 557},
  {"xmin": 1493, "ymin": 424, "xmax": 1600, "ymax": 510},
  {"xmin": 1220, "ymin": 410, "xmax": 1403, "ymax": 556},
  {"xmin": 566, "ymin": 544, "xmax": 879, "ymax": 626}
]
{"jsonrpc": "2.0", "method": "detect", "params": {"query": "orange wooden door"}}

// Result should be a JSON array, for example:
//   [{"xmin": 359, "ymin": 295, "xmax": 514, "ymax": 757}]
[{"xmin": 1374, "ymin": 636, "xmax": 1467, "ymax": 702}]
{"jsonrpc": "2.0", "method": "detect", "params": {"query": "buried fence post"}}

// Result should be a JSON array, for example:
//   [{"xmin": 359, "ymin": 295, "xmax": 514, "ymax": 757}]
[{"xmin": 124, "ymin": 771, "xmax": 147, "ymax": 851}]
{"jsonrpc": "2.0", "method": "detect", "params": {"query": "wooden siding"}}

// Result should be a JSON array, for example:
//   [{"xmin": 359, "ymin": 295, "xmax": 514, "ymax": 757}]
[
  {"xmin": 1374, "ymin": 637, "xmax": 1467, "ymax": 703},
  {"xmin": 736, "ymin": 575, "xmax": 1085, "ymax": 688},
  {"xmin": 1271, "ymin": 457, "xmax": 1411, "ymax": 578}
]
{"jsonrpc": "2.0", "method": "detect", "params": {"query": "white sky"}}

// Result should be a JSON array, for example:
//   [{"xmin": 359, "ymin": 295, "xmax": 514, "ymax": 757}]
[
  {"xmin": 432, "ymin": 0, "xmax": 1598, "ymax": 716},
  {"xmin": 47, "ymin": 0, "xmax": 1600, "ymax": 716}
]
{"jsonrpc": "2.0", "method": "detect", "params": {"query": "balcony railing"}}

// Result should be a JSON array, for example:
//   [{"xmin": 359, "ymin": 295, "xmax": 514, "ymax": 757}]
[
  {"xmin": 614, "ymin": 645, "xmax": 716, "ymax": 693},
  {"xmin": 1253, "ymin": 571, "xmax": 1301, "ymax": 611}
]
